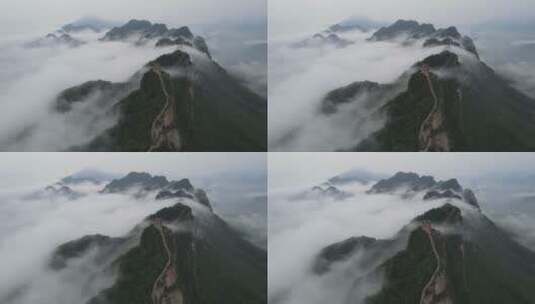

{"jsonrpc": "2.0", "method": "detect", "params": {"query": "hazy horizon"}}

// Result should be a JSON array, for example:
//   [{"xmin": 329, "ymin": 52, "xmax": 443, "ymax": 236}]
[
  {"xmin": 269, "ymin": 0, "xmax": 535, "ymax": 37},
  {"xmin": 0, "ymin": 0, "xmax": 266, "ymax": 36},
  {"xmin": 269, "ymin": 153, "xmax": 535, "ymax": 189}
]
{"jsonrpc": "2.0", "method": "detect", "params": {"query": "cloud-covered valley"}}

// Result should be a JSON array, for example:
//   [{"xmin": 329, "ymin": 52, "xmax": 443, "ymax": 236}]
[
  {"xmin": 268, "ymin": 159, "xmax": 535, "ymax": 304},
  {"xmin": 269, "ymin": 30, "xmax": 455, "ymax": 151},
  {"xmin": 0, "ymin": 31, "xmax": 179, "ymax": 151},
  {"xmin": 0, "ymin": 152, "xmax": 267, "ymax": 304},
  {"xmin": 268, "ymin": 181, "xmax": 450, "ymax": 304}
]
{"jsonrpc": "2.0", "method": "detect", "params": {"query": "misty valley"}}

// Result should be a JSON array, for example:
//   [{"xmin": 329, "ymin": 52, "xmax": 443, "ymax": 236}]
[
  {"xmin": 0, "ymin": 17, "xmax": 267, "ymax": 151},
  {"xmin": 3, "ymin": 1, "xmax": 535, "ymax": 304},
  {"xmin": 0, "ymin": 168, "xmax": 267, "ymax": 304},
  {"xmin": 269, "ymin": 17, "xmax": 535, "ymax": 152},
  {"xmin": 269, "ymin": 164, "xmax": 535, "ymax": 304}
]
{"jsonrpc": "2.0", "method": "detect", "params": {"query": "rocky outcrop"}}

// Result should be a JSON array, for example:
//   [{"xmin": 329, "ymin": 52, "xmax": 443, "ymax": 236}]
[
  {"xmin": 370, "ymin": 19, "xmax": 437, "ymax": 41},
  {"xmin": 102, "ymin": 172, "xmax": 169, "ymax": 193},
  {"xmin": 368, "ymin": 20, "xmax": 479, "ymax": 57},
  {"xmin": 368, "ymin": 172, "xmax": 480, "ymax": 209},
  {"xmin": 368, "ymin": 172, "xmax": 437, "ymax": 194},
  {"xmin": 101, "ymin": 19, "xmax": 168, "ymax": 41},
  {"xmin": 100, "ymin": 19, "xmax": 211, "ymax": 57}
]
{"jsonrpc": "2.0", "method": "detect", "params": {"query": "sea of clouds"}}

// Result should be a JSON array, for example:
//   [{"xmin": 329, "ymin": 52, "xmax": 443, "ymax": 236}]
[
  {"xmin": 268, "ymin": 29, "xmax": 452, "ymax": 151},
  {"xmin": 268, "ymin": 172, "xmax": 535, "ymax": 304},
  {"xmin": 0, "ymin": 30, "xmax": 179, "ymax": 151},
  {"xmin": 0, "ymin": 169, "xmax": 266, "ymax": 303},
  {"xmin": 268, "ymin": 180, "xmax": 448, "ymax": 304}
]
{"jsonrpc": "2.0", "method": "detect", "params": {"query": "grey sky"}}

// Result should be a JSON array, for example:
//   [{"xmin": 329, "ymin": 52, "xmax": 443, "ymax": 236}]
[
  {"xmin": 269, "ymin": 153, "xmax": 535, "ymax": 188},
  {"xmin": 0, "ymin": 0, "xmax": 266, "ymax": 34},
  {"xmin": 269, "ymin": 0, "xmax": 535, "ymax": 36},
  {"xmin": 0, "ymin": 153, "xmax": 266, "ymax": 189}
]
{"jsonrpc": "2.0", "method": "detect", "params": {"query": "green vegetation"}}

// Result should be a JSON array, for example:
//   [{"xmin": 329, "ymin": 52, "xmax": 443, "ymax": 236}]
[
  {"xmin": 90, "ymin": 225, "xmax": 167, "ymax": 304},
  {"xmin": 366, "ymin": 228, "xmax": 437, "ymax": 304},
  {"xmin": 97, "ymin": 70, "xmax": 168, "ymax": 151},
  {"xmin": 85, "ymin": 62, "xmax": 266, "ymax": 151},
  {"xmin": 364, "ymin": 205, "xmax": 535, "ymax": 303},
  {"xmin": 357, "ymin": 51, "xmax": 535, "ymax": 151},
  {"xmin": 83, "ymin": 204, "xmax": 266, "ymax": 304},
  {"xmin": 193, "ymin": 217, "xmax": 267, "ymax": 304}
]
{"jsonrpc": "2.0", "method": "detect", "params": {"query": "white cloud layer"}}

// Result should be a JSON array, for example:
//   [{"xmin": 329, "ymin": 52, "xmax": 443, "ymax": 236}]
[
  {"xmin": 0, "ymin": 152, "xmax": 266, "ymax": 303},
  {"xmin": 268, "ymin": 31, "xmax": 448, "ymax": 151},
  {"xmin": 268, "ymin": 153, "xmax": 535, "ymax": 304},
  {"xmin": 268, "ymin": 183, "xmax": 446, "ymax": 304},
  {"xmin": 0, "ymin": 190, "xmax": 178, "ymax": 303},
  {"xmin": 0, "ymin": 32, "xmax": 180, "ymax": 151}
]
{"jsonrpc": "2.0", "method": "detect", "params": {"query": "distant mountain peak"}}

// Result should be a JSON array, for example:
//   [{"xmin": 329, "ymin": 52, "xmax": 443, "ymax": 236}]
[
  {"xmin": 26, "ymin": 32, "xmax": 85, "ymax": 48},
  {"xmin": 100, "ymin": 171, "xmax": 213, "ymax": 211},
  {"xmin": 369, "ymin": 171, "xmax": 436, "ymax": 193},
  {"xmin": 369, "ymin": 19, "xmax": 479, "ymax": 57},
  {"xmin": 294, "ymin": 32, "xmax": 354, "ymax": 49},
  {"xmin": 370, "ymin": 19, "xmax": 436, "ymax": 41},
  {"xmin": 295, "ymin": 183, "xmax": 354, "ymax": 201},
  {"xmin": 99, "ymin": 19, "xmax": 211, "ymax": 57},
  {"xmin": 43, "ymin": 183, "xmax": 83, "ymax": 200},
  {"xmin": 100, "ymin": 19, "xmax": 168, "ymax": 41},
  {"xmin": 368, "ymin": 172, "xmax": 480, "ymax": 209},
  {"xmin": 102, "ymin": 171, "xmax": 169, "ymax": 193}
]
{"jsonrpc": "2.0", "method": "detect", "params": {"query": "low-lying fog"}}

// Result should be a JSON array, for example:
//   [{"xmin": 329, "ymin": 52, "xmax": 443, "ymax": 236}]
[
  {"xmin": 0, "ymin": 160, "xmax": 267, "ymax": 304},
  {"xmin": 0, "ymin": 30, "xmax": 178, "ymax": 151},
  {"xmin": 268, "ymin": 181, "xmax": 447, "ymax": 304},
  {"xmin": 269, "ymin": 21, "xmax": 535, "ymax": 152},
  {"xmin": 268, "ymin": 153, "xmax": 535, "ymax": 304},
  {"xmin": 0, "ymin": 184, "xmax": 180, "ymax": 303},
  {"xmin": 269, "ymin": 30, "xmax": 451, "ymax": 151},
  {"xmin": 0, "ymin": 19, "xmax": 267, "ymax": 151}
]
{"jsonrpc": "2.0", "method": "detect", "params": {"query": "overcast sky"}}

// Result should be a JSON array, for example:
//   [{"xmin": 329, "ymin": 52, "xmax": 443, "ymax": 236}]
[
  {"xmin": 0, "ymin": 0, "xmax": 266, "ymax": 34},
  {"xmin": 0, "ymin": 153, "xmax": 266, "ymax": 190},
  {"xmin": 270, "ymin": 0, "xmax": 535, "ymax": 36},
  {"xmin": 269, "ymin": 153, "xmax": 535, "ymax": 188}
]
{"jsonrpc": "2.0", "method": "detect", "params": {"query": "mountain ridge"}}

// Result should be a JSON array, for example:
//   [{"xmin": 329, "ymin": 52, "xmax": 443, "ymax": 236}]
[
  {"xmin": 313, "ymin": 202, "xmax": 535, "ymax": 303},
  {"xmin": 49, "ymin": 200, "xmax": 267, "ymax": 304},
  {"xmin": 292, "ymin": 18, "xmax": 535, "ymax": 152}
]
